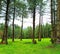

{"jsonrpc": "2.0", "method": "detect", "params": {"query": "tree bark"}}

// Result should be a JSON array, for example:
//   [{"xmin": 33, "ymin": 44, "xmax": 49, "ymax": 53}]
[
  {"xmin": 56, "ymin": 0, "xmax": 60, "ymax": 43},
  {"xmin": 38, "ymin": 15, "xmax": 41, "ymax": 41},
  {"xmin": 12, "ymin": 0, "xmax": 15, "ymax": 42},
  {"xmin": 32, "ymin": 7, "xmax": 35, "ymax": 43},
  {"xmin": 1, "ymin": 0, "xmax": 10, "ymax": 44},
  {"xmin": 38, "ymin": 5, "xmax": 42, "ymax": 41},
  {"xmin": 51, "ymin": 0, "xmax": 57, "ymax": 44},
  {"xmin": 32, "ymin": 4, "xmax": 37, "ymax": 44},
  {"xmin": 20, "ymin": 15, "xmax": 23, "ymax": 41}
]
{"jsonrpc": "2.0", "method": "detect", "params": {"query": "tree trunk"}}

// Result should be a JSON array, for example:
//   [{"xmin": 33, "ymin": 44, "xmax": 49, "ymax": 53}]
[
  {"xmin": 12, "ymin": 0, "xmax": 15, "ymax": 42},
  {"xmin": 51, "ymin": 0, "xmax": 54, "ymax": 43},
  {"xmin": 5, "ymin": 0, "xmax": 10, "ymax": 44},
  {"xmin": 51, "ymin": 0, "xmax": 57, "ymax": 44},
  {"xmin": 1, "ymin": 0, "xmax": 10, "ymax": 44},
  {"xmin": 38, "ymin": 14, "xmax": 41, "ymax": 41},
  {"xmin": 56, "ymin": 0, "xmax": 60, "ymax": 43},
  {"xmin": 20, "ymin": 15, "xmax": 23, "ymax": 41},
  {"xmin": 12, "ymin": 13, "xmax": 15, "ymax": 42},
  {"xmin": 32, "ymin": 8, "xmax": 35, "ymax": 43},
  {"xmin": 32, "ymin": 3, "xmax": 37, "ymax": 44}
]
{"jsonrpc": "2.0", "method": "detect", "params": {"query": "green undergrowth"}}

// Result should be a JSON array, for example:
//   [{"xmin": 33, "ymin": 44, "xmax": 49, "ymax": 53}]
[{"xmin": 0, "ymin": 38, "xmax": 60, "ymax": 54}]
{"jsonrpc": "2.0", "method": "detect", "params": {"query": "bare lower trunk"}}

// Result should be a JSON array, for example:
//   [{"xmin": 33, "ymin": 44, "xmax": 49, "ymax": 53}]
[
  {"xmin": 56, "ymin": 0, "xmax": 60, "ymax": 43},
  {"xmin": 32, "ymin": 8, "xmax": 35, "ymax": 43},
  {"xmin": 32, "ymin": 3, "xmax": 37, "ymax": 44},
  {"xmin": 5, "ymin": 0, "xmax": 10, "ymax": 44},
  {"xmin": 20, "ymin": 15, "xmax": 23, "ymax": 41},
  {"xmin": 1, "ymin": 0, "xmax": 10, "ymax": 44},
  {"xmin": 12, "ymin": 13, "xmax": 15, "ymax": 42},
  {"xmin": 38, "ymin": 13, "xmax": 42, "ymax": 41},
  {"xmin": 12, "ymin": 0, "xmax": 15, "ymax": 42},
  {"xmin": 51, "ymin": 0, "xmax": 57, "ymax": 44}
]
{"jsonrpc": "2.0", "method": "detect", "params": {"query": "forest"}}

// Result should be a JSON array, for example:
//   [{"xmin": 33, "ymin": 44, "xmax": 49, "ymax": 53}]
[{"xmin": 0, "ymin": 0, "xmax": 60, "ymax": 54}]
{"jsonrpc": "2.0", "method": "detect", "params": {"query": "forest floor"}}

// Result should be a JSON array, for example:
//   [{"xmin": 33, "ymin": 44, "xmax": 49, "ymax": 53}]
[{"xmin": 0, "ymin": 38, "xmax": 60, "ymax": 54}]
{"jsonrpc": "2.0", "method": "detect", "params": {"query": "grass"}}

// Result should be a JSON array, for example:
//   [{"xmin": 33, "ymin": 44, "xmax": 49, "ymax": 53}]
[{"xmin": 0, "ymin": 38, "xmax": 60, "ymax": 54}]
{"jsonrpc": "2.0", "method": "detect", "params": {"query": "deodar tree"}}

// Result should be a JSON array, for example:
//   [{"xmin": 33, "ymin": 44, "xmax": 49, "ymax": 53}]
[
  {"xmin": 15, "ymin": 0, "xmax": 28, "ymax": 41},
  {"xmin": 1, "ymin": 0, "xmax": 10, "ymax": 44},
  {"xmin": 27, "ymin": 0, "xmax": 37, "ymax": 44}
]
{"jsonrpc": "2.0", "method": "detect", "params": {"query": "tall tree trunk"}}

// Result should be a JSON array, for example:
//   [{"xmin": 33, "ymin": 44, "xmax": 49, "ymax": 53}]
[
  {"xmin": 12, "ymin": 0, "xmax": 15, "ymax": 42},
  {"xmin": 51, "ymin": 0, "xmax": 57, "ymax": 44},
  {"xmin": 5, "ymin": 0, "xmax": 10, "ymax": 44},
  {"xmin": 32, "ymin": 4, "xmax": 37, "ymax": 44},
  {"xmin": 51, "ymin": 0, "xmax": 54, "ymax": 43},
  {"xmin": 12, "ymin": 13, "xmax": 15, "ymax": 42},
  {"xmin": 38, "ymin": 5, "xmax": 42, "ymax": 41},
  {"xmin": 38, "ymin": 14, "xmax": 41, "ymax": 41},
  {"xmin": 1, "ymin": 0, "xmax": 10, "ymax": 44},
  {"xmin": 32, "ymin": 8, "xmax": 35, "ymax": 43},
  {"xmin": 20, "ymin": 15, "xmax": 23, "ymax": 41},
  {"xmin": 56, "ymin": 0, "xmax": 60, "ymax": 43},
  {"xmin": 53, "ymin": 0, "xmax": 57, "ymax": 43}
]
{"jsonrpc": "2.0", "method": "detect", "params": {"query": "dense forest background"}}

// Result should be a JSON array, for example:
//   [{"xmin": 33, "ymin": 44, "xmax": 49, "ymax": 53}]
[{"xmin": 0, "ymin": 23, "xmax": 51, "ymax": 39}]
